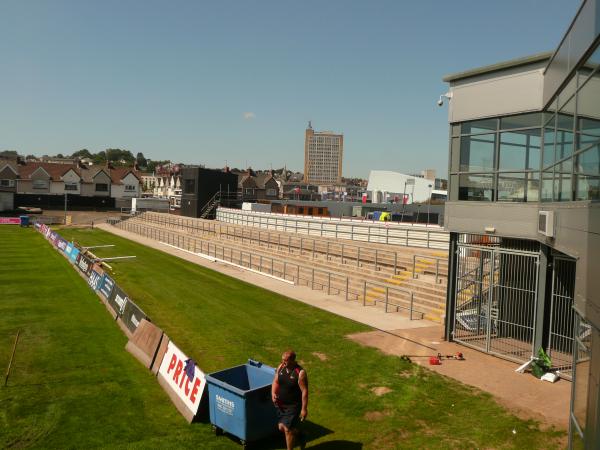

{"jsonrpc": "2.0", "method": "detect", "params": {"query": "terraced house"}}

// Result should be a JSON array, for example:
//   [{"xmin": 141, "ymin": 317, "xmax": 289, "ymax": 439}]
[{"xmin": 3, "ymin": 161, "xmax": 141, "ymax": 199}]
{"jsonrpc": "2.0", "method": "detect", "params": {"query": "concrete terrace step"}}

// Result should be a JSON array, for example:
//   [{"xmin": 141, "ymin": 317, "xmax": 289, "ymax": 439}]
[{"xmin": 124, "ymin": 215, "xmax": 447, "ymax": 321}]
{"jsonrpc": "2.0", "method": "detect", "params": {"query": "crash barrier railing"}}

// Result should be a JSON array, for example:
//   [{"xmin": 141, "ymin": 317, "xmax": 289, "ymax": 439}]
[
  {"xmin": 137, "ymin": 212, "xmax": 448, "ymax": 280},
  {"xmin": 411, "ymin": 254, "xmax": 446, "ymax": 284},
  {"xmin": 109, "ymin": 218, "xmax": 426, "ymax": 320},
  {"xmin": 33, "ymin": 222, "xmax": 149, "ymax": 335},
  {"xmin": 216, "ymin": 207, "xmax": 450, "ymax": 250}
]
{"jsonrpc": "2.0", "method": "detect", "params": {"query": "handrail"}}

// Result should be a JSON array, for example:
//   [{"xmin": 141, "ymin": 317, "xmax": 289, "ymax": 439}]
[
  {"xmin": 411, "ymin": 254, "xmax": 447, "ymax": 284},
  {"xmin": 106, "ymin": 217, "xmax": 427, "ymax": 320},
  {"xmin": 138, "ymin": 211, "xmax": 449, "ymax": 278},
  {"xmin": 215, "ymin": 207, "xmax": 449, "ymax": 250}
]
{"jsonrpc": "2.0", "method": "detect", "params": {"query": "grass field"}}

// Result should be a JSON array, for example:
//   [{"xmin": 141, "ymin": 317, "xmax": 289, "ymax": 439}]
[{"xmin": 0, "ymin": 226, "xmax": 565, "ymax": 449}]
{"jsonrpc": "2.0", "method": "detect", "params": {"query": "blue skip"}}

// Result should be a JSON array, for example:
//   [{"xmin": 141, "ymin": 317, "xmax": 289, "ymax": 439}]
[{"xmin": 206, "ymin": 359, "xmax": 278, "ymax": 448}]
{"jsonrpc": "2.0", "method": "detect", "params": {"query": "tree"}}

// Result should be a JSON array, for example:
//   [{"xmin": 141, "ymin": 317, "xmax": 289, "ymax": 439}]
[
  {"xmin": 105, "ymin": 148, "xmax": 135, "ymax": 166},
  {"xmin": 0, "ymin": 150, "xmax": 18, "ymax": 158},
  {"xmin": 72, "ymin": 149, "xmax": 92, "ymax": 159},
  {"xmin": 136, "ymin": 152, "xmax": 147, "ymax": 168},
  {"xmin": 56, "ymin": 153, "xmax": 64, "ymax": 158}
]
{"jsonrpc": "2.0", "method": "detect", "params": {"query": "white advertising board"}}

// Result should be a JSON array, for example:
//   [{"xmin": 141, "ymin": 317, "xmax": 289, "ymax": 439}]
[{"xmin": 158, "ymin": 341, "xmax": 206, "ymax": 416}]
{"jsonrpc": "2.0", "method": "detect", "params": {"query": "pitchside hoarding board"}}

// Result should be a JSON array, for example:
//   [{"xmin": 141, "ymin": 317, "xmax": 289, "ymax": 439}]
[
  {"xmin": 157, "ymin": 341, "xmax": 206, "ymax": 422},
  {"xmin": 0, "ymin": 217, "xmax": 20, "ymax": 225},
  {"xmin": 77, "ymin": 254, "xmax": 92, "ymax": 277},
  {"xmin": 56, "ymin": 238, "xmax": 67, "ymax": 252},
  {"xmin": 69, "ymin": 247, "xmax": 80, "ymax": 264},
  {"xmin": 64, "ymin": 242, "xmax": 73, "ymax": 258},
  {"xmin": 98, "ymin": 274, "xmax": 115, "ymax": 300},
  {"xmin": 88, "ymin": 270, "xmax": 103, "ymax": 291},
  {"xmin": 121, "ymin": 299, "xmax": 147, "ymax": 334},
  {"xmin": 109, "ymin": 285, "xmax": 129, "ymax": 317}
]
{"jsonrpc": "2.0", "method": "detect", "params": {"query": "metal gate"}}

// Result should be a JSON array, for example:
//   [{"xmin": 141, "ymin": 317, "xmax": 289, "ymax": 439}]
[
  {"xmin": 546, "ymin": 255, "xmax": 576, "ymax": 379},
  {"xmin": 453, "ymin": 243, "xmax": 540, "ymax": 363}
]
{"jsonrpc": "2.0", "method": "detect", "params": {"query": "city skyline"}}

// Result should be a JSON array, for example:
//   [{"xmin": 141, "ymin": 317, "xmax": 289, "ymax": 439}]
[{"xmin": 0, "ymin": 0, "xmax": 579, "ymax": 178}]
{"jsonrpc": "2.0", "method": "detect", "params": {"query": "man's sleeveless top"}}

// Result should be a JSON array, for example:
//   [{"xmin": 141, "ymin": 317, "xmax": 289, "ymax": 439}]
[{"xmin": 277, "ymin": 364, "xmax": 303, "ymax": 406}]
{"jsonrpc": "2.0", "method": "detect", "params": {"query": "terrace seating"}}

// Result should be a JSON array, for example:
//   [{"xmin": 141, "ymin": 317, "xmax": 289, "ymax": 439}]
[{"xmin": 111, "ymin": 212, "xmax": 448, "ymax": 322}]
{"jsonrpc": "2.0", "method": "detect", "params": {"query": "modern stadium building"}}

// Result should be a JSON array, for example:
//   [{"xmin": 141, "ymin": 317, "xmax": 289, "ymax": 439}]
[{"xmin": 442, "ymin": 1, "xmax": 600, "ymax": 447}]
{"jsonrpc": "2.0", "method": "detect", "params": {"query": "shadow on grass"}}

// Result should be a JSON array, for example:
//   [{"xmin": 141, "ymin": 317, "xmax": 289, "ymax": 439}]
[{"xmin": 215, "ymin": 420, "xmax": 338, "ymax": 449}]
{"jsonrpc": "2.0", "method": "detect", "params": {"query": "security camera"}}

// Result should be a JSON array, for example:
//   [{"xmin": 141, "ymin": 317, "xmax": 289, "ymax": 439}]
[{"xmin": 437, "ymin": 92, "xmax": 452, "ymax": 107}]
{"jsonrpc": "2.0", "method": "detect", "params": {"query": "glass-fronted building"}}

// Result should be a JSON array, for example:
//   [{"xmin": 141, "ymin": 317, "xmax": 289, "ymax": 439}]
[{"xmin": 443, "ymin": 2, "xmax": 599, "ymax": 448}]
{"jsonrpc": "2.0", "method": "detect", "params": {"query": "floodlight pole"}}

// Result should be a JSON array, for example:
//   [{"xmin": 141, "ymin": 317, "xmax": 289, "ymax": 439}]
[{"xmin": 64, "ymin": 193, "xmax": 67, "ymax": 225}]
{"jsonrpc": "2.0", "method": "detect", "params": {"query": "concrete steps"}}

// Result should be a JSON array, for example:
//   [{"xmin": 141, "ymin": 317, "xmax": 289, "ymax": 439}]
[{"xmin": 122, "ymin": 214, "xmax": 448, "ymax": 322}]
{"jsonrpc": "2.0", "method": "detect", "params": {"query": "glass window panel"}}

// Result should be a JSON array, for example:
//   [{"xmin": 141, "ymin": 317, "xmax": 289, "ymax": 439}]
[
  {"xmin": 543, "ymin": 112, "xmax": 555, "ymax": 126},
  {"xmin": 557, "ymin": 113, "xmax": 574, "ymax": 131},
  {"xmin": 460, "ymin": 134, "xmax": 495, "ymax": 172},
  {"xmin": 500, "ymin": 113, "xmax": 542, "ymax": 130},
  {"xmin": 458, "ymin": 174, "xmax": 494, "ymax": 201},
  {"xmin": 576, "ymin": 145, "xmax": 600, "ymax": 175},
  {"xmin": 498, "ymin": 173, "xmax": 525, "ymax": 202},
  {"xmin": 461, "ymin": 118, "xmax": 497, "ymax": 134},
  {"xmin": 578, "ymin": 115, "xmax": 600, "ymax": 149},
  {"xmin": 499, "ymin": 130, "xmax": 540, "ymax": 171},
  {"xmin": 543, "ymin": 128, "xmax": 556, "ymax": 168},
  {"xmin": 575, "ymin": 175, "xmax": 600, "ymax": 200},
  {"xmin": 554, "ymin": 173, "xmax": 572, "ymax": 201},
  {"xmin": 541, "ymin": 170, "xmax": 553, "ymax": 202},
  {"xmin": 556, "ymin": 130, "xmax": 574, "ymax": 160}
]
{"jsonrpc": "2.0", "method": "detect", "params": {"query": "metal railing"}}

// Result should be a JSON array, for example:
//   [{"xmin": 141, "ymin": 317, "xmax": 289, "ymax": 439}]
[
  {"xmin": 138, "ymin": 211, "xmax": 448, "ymax": 280},
  {"xmin": 107, "ymin": 218, "xmax": 425, "ymax": 320},
  {"xmin": 216, "ymin": 207, "xmax": 449, "ymax": 249},
  {"xmin": 411, "ymin": 254, "xmax": 446, "ymax": 284}
]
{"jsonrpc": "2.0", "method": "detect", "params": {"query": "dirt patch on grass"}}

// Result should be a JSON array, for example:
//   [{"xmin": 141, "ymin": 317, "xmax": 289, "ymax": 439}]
[
  {"xmin": 364, "ymin": 410, "xmax": 391, "ymax": 421},
  {"xmin": 312, "ymin": 352, "xmax": 328, "ymax": 361},
  {"xmin": 371, "ymin": 386, "xmax": 392, "ymax": 396}
]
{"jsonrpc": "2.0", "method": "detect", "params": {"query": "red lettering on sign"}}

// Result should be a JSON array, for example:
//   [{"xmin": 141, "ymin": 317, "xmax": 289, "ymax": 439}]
[
  {"xmin": 190, "ymin": 377, "xmax": 201, "ymax": 403},
  {"xmin": 185, "ymin": 377, "xmax": 191, "ymax": 396},
  {"xmin": 179, "ymin": 372, "xmax": 186, "ymax": 389},
  {"xmin": 173, "ymin": 360, "xmax": 183, "ymax": 384},
  {"xmin": 167, "ymin": 354, "xmax": 177, "ymax": 374}
]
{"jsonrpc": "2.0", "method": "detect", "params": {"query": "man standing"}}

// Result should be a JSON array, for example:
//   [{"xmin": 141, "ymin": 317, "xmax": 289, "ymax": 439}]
[{"xmin": 272, "ymin": 350, "xmax": 308, "ymax": 450}]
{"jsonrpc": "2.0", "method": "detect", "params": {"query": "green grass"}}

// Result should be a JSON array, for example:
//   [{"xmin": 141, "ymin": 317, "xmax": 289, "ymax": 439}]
[{"xmin": 0, "ymin": 226, "xmax": 565, "ymax": 449}]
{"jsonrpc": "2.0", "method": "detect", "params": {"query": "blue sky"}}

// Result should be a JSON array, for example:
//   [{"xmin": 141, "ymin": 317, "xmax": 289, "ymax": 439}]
[{"xmin": 0, "ymin": 0, "xmax": 580, "ymax": 178}]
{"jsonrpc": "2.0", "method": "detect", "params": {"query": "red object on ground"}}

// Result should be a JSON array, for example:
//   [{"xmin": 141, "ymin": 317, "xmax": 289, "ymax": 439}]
[{"xmin": 429, "ymin": 356, "xmax": 441, "ymax": 365}]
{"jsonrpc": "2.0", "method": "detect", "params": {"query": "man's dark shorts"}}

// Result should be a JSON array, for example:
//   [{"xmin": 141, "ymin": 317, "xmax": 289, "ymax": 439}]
[{"xmin": 277, "ymin": 404, "xmax": 301, "ymax": 430}]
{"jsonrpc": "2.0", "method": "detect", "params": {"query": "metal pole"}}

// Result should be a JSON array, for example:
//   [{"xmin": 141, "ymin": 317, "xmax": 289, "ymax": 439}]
[
  {"xmin": 375, "ymin": 249, "xmax": 378, "ymax": 271},
  {"xmin": 363, "ymin": 281, "xmax": 367, "ymax": 306},
  {"xmin": 410, "ymin": 293, "xmax": 414, "ymax": 320},
  {"xmin": 4, "ymin": 329, "xmax": 20, "ymax": 386},
  {"xmin": 385, "ymin": 287, "xmax": 389, "ymax": 313},
  {"xmin": 345, "ymin": 277, "xmax": 349, "ymax": 301},
  {"xmin": 328, "ymin": 272, "xmax": 331, "ymax": 295},
  {"xmin": 357, "ymin": 247, "xmax": 360, "ymax": 267},
  {"xmin": 412, "ymin": 254, "xmax": 416, "ymax": 279},
  {"xmin": 394, "ymin": 252, "xmax": 398, "ymax": 275},
  {"xmin": 311, "ymin": 268, "xmax": 315, "ymax": 289},
  {"xmin": 297, "ymin": 265, "xmax": 300, "ymax": 284}
]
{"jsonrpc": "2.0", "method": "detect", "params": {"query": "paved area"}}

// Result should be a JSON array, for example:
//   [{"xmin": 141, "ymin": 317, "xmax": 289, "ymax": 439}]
[
  {"xmin": 349, "ymin": 326, "xmax": 570, "ymax": 429},
  {"xmin": 95, "ymin": 222, "xmax": 571, "ymax": 431}
]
